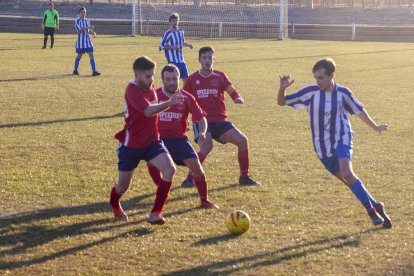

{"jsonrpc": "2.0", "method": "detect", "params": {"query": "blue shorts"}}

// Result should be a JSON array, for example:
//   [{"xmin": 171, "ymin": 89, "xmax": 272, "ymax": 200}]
[
  {"xmin": 161, "ymin": 137, "xmax": 198, "ymax": 166},
  {"xmin": 76, "ymin": 47, "xmax": 94, "ymax": 54},
  {"xmin": 117, "ymin": 141, "xmax": 167, "ymax": 171},
  {"xmin": 193, "ymin": 121, "xmax": 235, "ymax": 144},
  {"xmin": 172, "ymin": 62, "xmax": 189, "ymax": 79},
  {"xmin": 320, "ymin": 144, "xmax": 353, "ymax": 176}
]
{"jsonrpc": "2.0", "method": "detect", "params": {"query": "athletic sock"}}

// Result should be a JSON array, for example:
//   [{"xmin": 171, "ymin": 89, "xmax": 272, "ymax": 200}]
[
  {"xmin": 238, "ymin": 148, "xmax": 249, "ymax": 178},
  {"xmin": 74, "ymin": 58, "xmax": 80, "ymax": 71},
  {"xmin": 194, "ymin": 174, "xmax": 208, "ymax": 201},
  {"xmin": 151, "ymin": 179, "xmax": 172, "ymax": 214},
  {"xmin": 110, "ymin": 186, "xmax": 122, "ymax": 209},
  {"xmin": 50, "ymin": 35, "xmax": 54, "ymax": 48},
  {"xmin": 349, "ymin": 179, "xmax": 374, "ymax": 211},
  {"xmin": 90, "ymin": 59, "xmax": 96, "ymax": 72},
  {"xmin": 185, "ymin": 152, "xmax": 206, "ymax": 181},
  {"xmin": 43, "ymin": 36, "xmax": 47, "ymax": 48},
  {"xmin": 147, "ymin": 164, "xmax": 161, "ymax": 186}
]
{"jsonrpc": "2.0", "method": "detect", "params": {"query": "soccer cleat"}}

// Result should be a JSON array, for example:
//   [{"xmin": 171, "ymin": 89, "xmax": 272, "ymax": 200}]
[
  {"xmin": 367, "ymin": 208, "xmax": 384, "ymax": 226},
  {"xmin": 200, "ymin": 199, "xmax": 219, "ymax": 209},
  {"xmin": 375, "ymin": 202, "xmax": 392, "ymax": 228},
  {"xmin": 181, "ymin": 179, "xmax": 195, "ymax": 188},
  {"xmin": 73, "ymin": 70, "xmax": 79, "ymax": 75},
  {"xmin": 41, "ymin": 46, "xmax": 46, "ymax": 49},
  {"xmin": 92, "ymin": 71, "xmax": 101, "ymax": 76},
  {"xmin": 147, "ymin": 212, "xmax": 166, "ymax": 225},
  {"xmin": 239, "ymin": 176, "xmax": 260, "ymax": 186},
  {"xmin": 112, "ymin": 207, "xmax": 128, "ymax": 222}
]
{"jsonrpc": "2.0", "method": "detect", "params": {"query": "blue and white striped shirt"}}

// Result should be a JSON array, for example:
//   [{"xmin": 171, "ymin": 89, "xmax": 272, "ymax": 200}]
[
  {"xmin": 75, "ymin": 17, "xmax": 93, "ymax": 49},
  {"xmin": 159, "ymin": 28, "xmax": 185, "ymax": 63},
  {"xmin": 286, "ymin": 84, "xmax": 364, "ymax": 159}
]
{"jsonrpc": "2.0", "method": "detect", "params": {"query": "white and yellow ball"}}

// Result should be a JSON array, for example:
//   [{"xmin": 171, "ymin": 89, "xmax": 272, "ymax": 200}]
[{"xmin": 225, "ymin": 210, "xmax": 250, "ymax": 234}]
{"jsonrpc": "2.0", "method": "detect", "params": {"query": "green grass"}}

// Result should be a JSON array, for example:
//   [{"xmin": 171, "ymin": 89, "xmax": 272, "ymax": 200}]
[{"xmin": 1, "ymin": 33, "xmax": 413, "ymax": 275}]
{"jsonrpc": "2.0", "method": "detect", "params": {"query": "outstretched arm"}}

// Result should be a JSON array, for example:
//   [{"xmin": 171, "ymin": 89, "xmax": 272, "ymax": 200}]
[
  {"xmin": 144, "ymin": 93, "xmax": 184, "ymax": 117},
  {"xmin": 277, "ymin": 74, "xmax": 295, "ymax": 106},
  {"xmin": 357, "ymin": 109, "xmax": 390, "ymax": 132}
]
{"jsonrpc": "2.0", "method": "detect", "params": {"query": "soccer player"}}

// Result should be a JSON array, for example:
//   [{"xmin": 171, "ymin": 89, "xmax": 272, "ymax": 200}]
[
  {"xmin": 147, "ymin": 64, "xmax": 219, "ymax": 209},
  {"xmin": 181, "ymin": 46, "xmax": 259, "ymax": 187},
  {"xmin": 73, "ymin": 7, "xmax": 100, "ymax": 77},
  {"xmin": 41, "ymin": 2, "xmax": 59, "ymax": 49},
  {"xmin": 110, "ymin": 56, "xmax": 184, "ymax": 225},
  {"xmin": 159, "ymin": 13, "xmax": 193, "ymax": 86},
  {"xmin": 277, "ymin": 57, "xmax": 392, "ymax": 228}
]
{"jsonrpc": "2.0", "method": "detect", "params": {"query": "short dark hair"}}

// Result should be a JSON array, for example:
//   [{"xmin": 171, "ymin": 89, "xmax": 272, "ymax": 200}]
[
  {"xmin": 313, "ymin": 58, "xmax": 336, "ymax": 76},
  {"xmin": 79, "ymin": 7, "xmax": 86, "ymax": 13},
  {"xmin": 161, "ymin": 64, "xmax": 180, "ymax": 80},
  {"xmin": 48, "ymin": 3, "xmax": 54, "ymax": 7},
  {"xmin": 133, "ymin": 56, "xmax": 156, "ymax": 72},
  {"xmin": 199, "ymin": 46, "xmax": 215, "ymax": 58},
  {"xmin": 169, "ymin": 13, "xmax": 179, "ymax": 22}
]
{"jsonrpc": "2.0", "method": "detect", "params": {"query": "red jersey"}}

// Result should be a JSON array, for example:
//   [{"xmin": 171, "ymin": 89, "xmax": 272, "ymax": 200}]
[
  {"xmin": 156, "ymin": 87, "xmax": 204, "ymax": 138},
  {"xmin": 114, "ymin": 81, "xmax": 159, "ymax": 148},
  {"xmin": 183, "ymin": 70, "xmax": 232, "ymax": 122}
]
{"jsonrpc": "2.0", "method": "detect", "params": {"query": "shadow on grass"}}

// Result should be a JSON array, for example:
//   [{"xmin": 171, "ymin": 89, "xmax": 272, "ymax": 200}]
[
  {"xmin": 0, "ymin": 184, "xmax": 238, "ymax": 270},
  {"xmin": 167, "ymin": 227, "xmax": 386, "ymax": 275},
  {"xmin": 192, "ymin": 233, "xmax": 241, "ymax": 246},
  {"xmin": 0, "ymin": 112, "xmax": 124, "ymax": 129},
  {"xmin": 0, "ymin": 73, "xmax": 76, "ymax": 83}
]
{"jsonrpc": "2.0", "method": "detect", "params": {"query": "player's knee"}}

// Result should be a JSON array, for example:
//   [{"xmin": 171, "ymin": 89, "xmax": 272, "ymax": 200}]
[
  {"xmin": 338, "ymin": 169, "xmax": 355, "ymax": 184},
  {"xmin": 237, "ymin": 134, "xmax": 248, "ymax": 149},
  {"xmin": 162, "ymin": 164, "xmax": 176, "ymax": 180},
  {"xmin": 191, "ymin": 165, "xmax": 204, "ymax": 178}
]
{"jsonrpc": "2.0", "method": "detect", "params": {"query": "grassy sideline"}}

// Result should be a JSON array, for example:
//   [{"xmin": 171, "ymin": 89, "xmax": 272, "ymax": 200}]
[{"xmin": 0, "ymin": 33, "xmax": 413, "ymax": 274}]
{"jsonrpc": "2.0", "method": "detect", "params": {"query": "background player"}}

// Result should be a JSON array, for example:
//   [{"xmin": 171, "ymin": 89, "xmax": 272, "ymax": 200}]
[
  {"xmin": 159, "ymin": 13, "xmax": 193, "ymax": 86},
  {"xmin": 41, "ymin": 2, "xmax": 59, "ymax": 49},
  {"xmin": 277, "ymin": 57, "xmax": 392, "ymax": 228},
  {"xmin": 147, "ymin": 64, "xmax": 218, "ymax": 209},
  {"xmin": 73, "ymin": 7, "xmax": 100, "ymax": 76},
  {"xmin": 110, "ymin": 56, "xmax": 183, "ymax": 225},
  {"xmin": 181, "ymin": 46, "xmax": 259, "ymax": 187}
]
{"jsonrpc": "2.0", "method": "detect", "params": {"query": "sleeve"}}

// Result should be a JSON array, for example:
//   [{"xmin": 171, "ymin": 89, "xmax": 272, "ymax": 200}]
[
  {"xmin": 221, "ymin": 72, "xmax": 232, "ymax": 89},
  {"xmin": 285, "ymin": 87, "xmax": 314, "ymax": 110},
  {"xmin": 159, "ymin": 31, "xmax": 169, "ymax": 51},
  {"xmin": 187, "ymin": 93, "xmax": 205, "ymax": 122},
  {"xmin": 43, "ymin": 12, "xmax": 47, "ymax": 24},
  {"xmin": 125, "ymin": 85, "xmax": 149, "ymax": 113},
  {"xmin": 55, "ymin": 11, "xmax": 59, "ymax": 25},
  {"xmin": 343, "ymin": 89, "xmax": 364, "ymax": 115},
  {"xmin": 75, "ymin": 19, "xmax": 81, "ymax": 32},
  {"xmin": 183, "ymin": 76, "xmax": 194, "ymax": 95}
]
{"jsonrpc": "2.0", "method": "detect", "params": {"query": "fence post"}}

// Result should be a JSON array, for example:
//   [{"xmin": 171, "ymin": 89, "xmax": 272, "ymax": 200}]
[
  {"xmin": 352, "ymin": 23, "xmax": 356, "ymax": 40},
  {"xmin": 219, "ymin": 21, "xmax": 223, "ymax": 37}
]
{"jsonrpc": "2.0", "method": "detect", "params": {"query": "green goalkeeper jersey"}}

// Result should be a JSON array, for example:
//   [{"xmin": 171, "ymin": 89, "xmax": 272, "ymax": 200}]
[{"xmin": 43, "ymin": 9, "xmax": 59, "ymax": 28}]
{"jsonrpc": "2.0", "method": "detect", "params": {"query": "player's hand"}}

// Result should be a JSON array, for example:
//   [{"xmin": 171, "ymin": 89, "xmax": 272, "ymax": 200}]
[
  {"xmin": 41, "ymin": 24, "xmax": 44, "ymax": 29},
  {"xmin": 234, "ymin": 97, "xmax": 244, "ymax": 104},
  {"xmin": 188, "ymin": 44, "xmax": 193, "ymax": 49},
  {"xmin": 374, "ymin": 124, "xmax": 390, "ymax": 133},
  {"xmin": 279, "ymin": 74, "xmax": 295, "ymax": 89},
  {"xmin": 56, "ymin": 26, "xmax": 59, "ymax": 31},
  {"xmin": 91, "ymin": 25, "xmax": 95, "ymax": 30},
  {"xmin": 92, "ymin": 31, "xmax": 96, "ymax": 38},
  {"xmin": 169, "ymin": 92, "xmax": 185, "ymax": 106}
]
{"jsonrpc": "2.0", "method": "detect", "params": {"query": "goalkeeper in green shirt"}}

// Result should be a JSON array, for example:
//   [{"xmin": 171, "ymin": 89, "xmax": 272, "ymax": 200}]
[{"xmin": 41, "ymin": 2, "xmax": 59, "ymax": 49}]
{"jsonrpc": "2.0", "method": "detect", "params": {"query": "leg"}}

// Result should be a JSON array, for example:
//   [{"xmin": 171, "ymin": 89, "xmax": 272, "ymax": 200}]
[
  {"xmin": 110, "ymin": 170, "xmax": 134, "ymax": 222},
  {"xmin": 147, "ymin": 153, "xmax": 176, "ymax": 224},
  {"xmin": 88, "ymin": 52, "xmax": 100, "ymax": 76},
  {"xmin": 73, "ymin": 53, "xmax": 82, "ymax": 74},
  {"xmin": 43, "ymin": 34, "xmax": 48, "ymax": 48},
  {"xmin": 182, "ymin": 158, "xmax": 218, "ymax": 209},
  {"xmin": 337, "ymin": 158, "xmax": 384, "ymax": 226},
  {"xmin": 220, "ymin": 128, "xmax": 259, "ymax": 185},
  {"xmin": 50, "ymin": 34, "xmax": 54, "ymax": 48}
]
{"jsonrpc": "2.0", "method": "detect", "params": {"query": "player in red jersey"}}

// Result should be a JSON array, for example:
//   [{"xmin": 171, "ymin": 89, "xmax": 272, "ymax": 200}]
[
  {"xmin": 147, "ymin": 64, "xmax": 218, "ymax": 209},
  {"xmin": 109, "ymin": 56, "xmax": 184, "ymax": 225},
  {"xmin": 181, "ymin": 46, "xmax": 259, "ymax": 187}
]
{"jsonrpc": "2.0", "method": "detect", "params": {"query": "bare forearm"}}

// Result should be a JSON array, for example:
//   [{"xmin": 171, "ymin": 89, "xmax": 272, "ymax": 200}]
[
  {"xmin": 357, "ymin": 109, "xmax": 378, "ymax": 129},
  {"xmin": 277, "ymin": 88, "xmax": 287, "ymax": 106},
  {"xmin": 144, "ymin": 101, "xmax": 172, "ymax": 117},
  {"xmin": 198, "ymin": 117, "xmax": 208, "ymax": 135}
]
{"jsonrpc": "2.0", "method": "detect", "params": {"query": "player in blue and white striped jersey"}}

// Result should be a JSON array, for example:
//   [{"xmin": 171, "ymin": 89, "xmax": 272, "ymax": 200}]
[
  {"xmin": 73, "ymin": 7, "xmax": 100, "ymax": 76},
  {"xmin": 159, "ymin": 13, "xmax": 193, "ymax": 86},
  {"xmin": 277, "ymin": 58, "xmax": 392, "ymax": 228}
]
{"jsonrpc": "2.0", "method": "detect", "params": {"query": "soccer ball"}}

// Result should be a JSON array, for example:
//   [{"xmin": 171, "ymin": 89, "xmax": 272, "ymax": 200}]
[{"xmin": 225, "ymin": 210, "xmax": 250, "ymax": 234}]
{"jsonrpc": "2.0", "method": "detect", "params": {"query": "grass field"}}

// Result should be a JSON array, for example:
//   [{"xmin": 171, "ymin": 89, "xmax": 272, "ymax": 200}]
[{"xmin": 0, "ymin": 33, "xmax": 413, "ymax": 275}]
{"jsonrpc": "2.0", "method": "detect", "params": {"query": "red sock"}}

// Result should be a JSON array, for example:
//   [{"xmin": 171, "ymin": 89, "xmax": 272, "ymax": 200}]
[
  {"xmin": 238, "ymin": 148, "xmax": 249, "ymax": 178},
  {"xmin": 186, "ymin": 152, "xmax": 207, "ymax": 181},
  {"xmin": 194, "ymin": 174, "xmax": 208, "ymax": 201},
  {"xmin": 147, "ymin": 164, "xmax": 161, "ymax": 186},
  {"xmin": 110, "ymin": 186, "xmax": 122, "ymax": 209},
  {"xmin": 151, "ymin": 179, "xmax": 172, "ymax": 214}
]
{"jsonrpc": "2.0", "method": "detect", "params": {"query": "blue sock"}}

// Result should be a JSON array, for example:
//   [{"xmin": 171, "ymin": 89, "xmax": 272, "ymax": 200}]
[
  {"xmin": 349, "ymin": 179, "xmax": 374, "ymax": 211},
  {"xmin": 90, "ymin": 59, "xmax": 96, "ymax": 72},
  {"xmin": 74, "ymin": 58, "xmax": 80, "ymax": 71}
]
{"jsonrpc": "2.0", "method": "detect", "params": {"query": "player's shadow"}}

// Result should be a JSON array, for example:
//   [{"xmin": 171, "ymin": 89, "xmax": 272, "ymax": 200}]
[
  {"xmin": 0, "ymin": 112, "xmax": 124, "ymax": 129},
  {"xmin": 167, "ymin": 227, "xmax": 385, "ymax": 275},
  {"xmin": 0, "ymin": 184, "xmax": 237, "ymax": 270},
  {"xmin": 0, "ymin": 73, "xmax": 74, "ymax": 83},
  {"xmin": 192, "ymin": 233, "xmax": 241, "ymax": 246}
]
